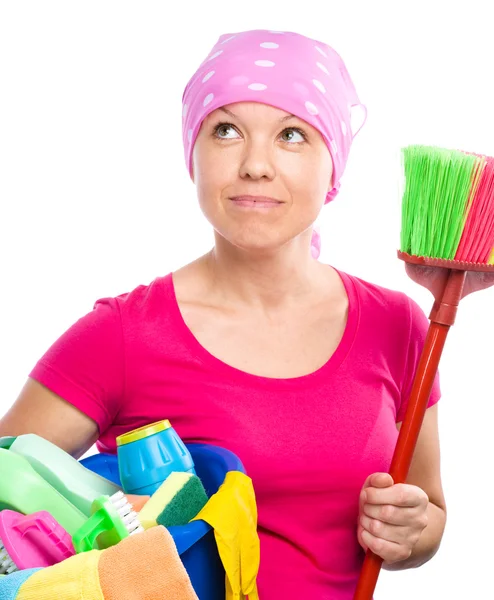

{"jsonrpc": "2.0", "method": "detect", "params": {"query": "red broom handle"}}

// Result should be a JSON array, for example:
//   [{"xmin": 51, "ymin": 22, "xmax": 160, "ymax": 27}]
[{"xmin": 353, "ymin": 269, "xmax": 466, "ymax": 600}]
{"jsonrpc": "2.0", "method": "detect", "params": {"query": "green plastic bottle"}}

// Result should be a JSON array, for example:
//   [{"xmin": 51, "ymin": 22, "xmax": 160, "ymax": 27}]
[
  {"xmin": 8, "ymin": 434, "xmax": 121, "ymax": 517},
  {"xmin": 0, "ymin": 449, "xmax": 86, "ymax": 536}
]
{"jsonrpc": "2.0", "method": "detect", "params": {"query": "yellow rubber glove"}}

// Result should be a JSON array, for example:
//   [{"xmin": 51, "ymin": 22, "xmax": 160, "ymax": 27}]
[{"xmin": 192, "ymin": 471, "xmax": 260, "ymax": 600}]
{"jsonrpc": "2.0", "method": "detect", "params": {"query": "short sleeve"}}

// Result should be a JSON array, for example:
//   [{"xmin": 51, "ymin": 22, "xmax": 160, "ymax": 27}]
[
  {"xmin": 28, "ymin": 297, "xmax": 125, "ymax": 435},
  {"xmin": 396, "ymin": 296, "xmax": 441, "ymax": 423}
]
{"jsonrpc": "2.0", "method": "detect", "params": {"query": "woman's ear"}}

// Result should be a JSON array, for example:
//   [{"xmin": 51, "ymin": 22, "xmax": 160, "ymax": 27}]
[
  {"xmin": 328, "ymin": 172, "xmax": 334, "ymax": 193},
  {"xmin": 190, "ymin": 144, "xmax": 197, "ymax": 183}
]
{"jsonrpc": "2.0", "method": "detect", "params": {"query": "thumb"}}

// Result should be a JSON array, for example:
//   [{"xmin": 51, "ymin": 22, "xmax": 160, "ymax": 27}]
[
  {"xmin": 362, "ymin": 472, "xmax": 394, "ymax": 491},
  {"xmin": 360, "ymin": 473, "xmax": 394, "ymax": 508},
  {"xmin": 369, "ymin": 473, "xmax": 394, "ymax": 488}
]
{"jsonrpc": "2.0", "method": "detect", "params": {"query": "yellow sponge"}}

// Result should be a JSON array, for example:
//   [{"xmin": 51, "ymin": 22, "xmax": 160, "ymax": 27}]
[{"xmin": 138, "ymin": 472, "xmax": 208, "ymax": 530}]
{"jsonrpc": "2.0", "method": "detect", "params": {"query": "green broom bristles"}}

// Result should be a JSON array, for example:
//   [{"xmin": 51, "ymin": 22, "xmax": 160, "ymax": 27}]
[
  {"xmin": 400, "ymin": 144, "xmax": 494, "ymax": 264},
  {"xmin": 400, "ymin": 145, "xmax": 479, "ymax": 260}
]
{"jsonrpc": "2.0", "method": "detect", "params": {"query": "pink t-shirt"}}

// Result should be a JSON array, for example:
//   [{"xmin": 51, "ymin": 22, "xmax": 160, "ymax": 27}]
[{"xmin": 29, "ymin": 268, "xmax": 440, "ymax": 599}]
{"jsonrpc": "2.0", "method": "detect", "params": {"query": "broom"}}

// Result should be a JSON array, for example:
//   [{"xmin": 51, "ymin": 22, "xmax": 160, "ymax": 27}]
[{"xmin": 353, "ymin": 144, "xmax": 494, "ymax": 600}]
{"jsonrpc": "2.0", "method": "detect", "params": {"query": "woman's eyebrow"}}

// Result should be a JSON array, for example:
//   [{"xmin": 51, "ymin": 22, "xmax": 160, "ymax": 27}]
[{"xmin": 218, "ymin": 106, "xmax": 298, "ymax": 123}]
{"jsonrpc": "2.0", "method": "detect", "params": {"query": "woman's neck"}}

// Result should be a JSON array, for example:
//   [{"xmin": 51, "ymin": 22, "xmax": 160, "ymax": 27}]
[{"xmin": 197, "ymin": 239, "xmax": 333, "ymax": 313}]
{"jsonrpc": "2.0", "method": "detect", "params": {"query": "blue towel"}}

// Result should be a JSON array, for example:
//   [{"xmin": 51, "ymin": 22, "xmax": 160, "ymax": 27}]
[{"xmin": 0, "ymin": 569, "xmax": 42, "ymax": 600}]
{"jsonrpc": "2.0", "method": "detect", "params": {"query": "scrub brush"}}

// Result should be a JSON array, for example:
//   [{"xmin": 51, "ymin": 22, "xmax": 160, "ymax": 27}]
[
  {"xmin": 0, "ymin": 510, "xmax": 74, "ymax": 574},
  {"xmin": 72, "ymin": 490, "xmax": 144, "ymax": 553},
  {"xmin": 354, "ymin": 145, "xmax": 494, "ymax": 599}
]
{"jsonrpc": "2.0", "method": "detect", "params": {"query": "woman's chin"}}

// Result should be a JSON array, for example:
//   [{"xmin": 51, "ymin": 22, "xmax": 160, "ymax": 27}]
[
  {"xmin": 221, "ymin": 234, "xmax": 296, "ymax": 255},
  {"xmin": 212, "ymin": 221, "xmax": 314, "ymax": 255}
]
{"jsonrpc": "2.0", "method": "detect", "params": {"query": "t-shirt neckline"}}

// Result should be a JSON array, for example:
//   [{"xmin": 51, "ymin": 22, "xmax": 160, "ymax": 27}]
[{"xmin": 165, "ymin": 266, "xmax": 360, "ymax": 389}]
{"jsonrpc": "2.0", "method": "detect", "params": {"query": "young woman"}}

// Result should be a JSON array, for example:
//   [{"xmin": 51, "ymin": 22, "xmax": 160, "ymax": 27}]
[{"xmin": 4, "ymin": 28, "xmax": 491, "ymax": 599}]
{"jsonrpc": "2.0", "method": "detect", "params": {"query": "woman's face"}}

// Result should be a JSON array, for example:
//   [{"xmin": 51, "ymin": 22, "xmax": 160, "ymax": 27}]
[{"xmin": 192, "ymin": 101, "xmax": 333, "ymax": 254}]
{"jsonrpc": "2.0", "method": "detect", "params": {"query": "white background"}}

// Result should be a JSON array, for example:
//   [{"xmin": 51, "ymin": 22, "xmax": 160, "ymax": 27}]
[{"xmin": 1, "ymin": 1, "xmax": 493, "ymax": 598}]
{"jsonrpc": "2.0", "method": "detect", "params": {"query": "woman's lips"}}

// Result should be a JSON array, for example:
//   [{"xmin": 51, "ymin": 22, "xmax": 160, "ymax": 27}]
[{"xmin": 230, "ymin": 195, "xmax": 283, "ymax": 208}]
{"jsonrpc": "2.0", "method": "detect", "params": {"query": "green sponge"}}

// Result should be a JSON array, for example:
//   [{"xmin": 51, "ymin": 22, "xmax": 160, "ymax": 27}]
[
  {"xmin": 138, "ymin": 472, "xmax": 208, "ymax": 530},
  {"xmin": 157, "ymin": 473, "xmax": 209, "ymax": 528}
]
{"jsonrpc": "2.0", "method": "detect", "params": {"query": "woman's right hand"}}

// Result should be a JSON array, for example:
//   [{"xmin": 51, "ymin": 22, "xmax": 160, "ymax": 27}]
[
  {"xmin": 405, "ymin": 263, "xmax": 494, "ymax": 300},
  {"xmin": 0, "ymin": 377, "xmax": 99, "ymax": 459}
]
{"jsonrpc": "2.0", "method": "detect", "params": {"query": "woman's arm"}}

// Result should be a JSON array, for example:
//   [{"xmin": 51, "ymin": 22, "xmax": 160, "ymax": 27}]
[
  {"xmin": 0, "ymin": 377, "xmax": 99, "ymax": 458},
  {"xmin": 383, "ymin": 403, "xmax": 447, "ymax": 571},
  {"xmin": 0, "ymin": 296, "xmax": 126, "ymax": 459}
]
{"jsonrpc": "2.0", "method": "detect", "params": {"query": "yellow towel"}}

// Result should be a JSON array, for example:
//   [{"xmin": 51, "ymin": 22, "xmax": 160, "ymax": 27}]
[
  {"xmin": 192, "ymin": 471, "xmax": 260, "ymax": 600},
  {"xmin": 16, "ymin": 526, "xmax": 198, "ymax": 600},
  {"xmin": 16, "ymin": 549, "xmax": 103, "ymax": 600}
]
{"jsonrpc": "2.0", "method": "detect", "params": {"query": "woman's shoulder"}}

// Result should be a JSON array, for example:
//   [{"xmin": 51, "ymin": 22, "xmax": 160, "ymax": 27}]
[
  {"xmin": 336, "ymin": 267, "xmax": 431, "ymax": 340},
  {"xmin": 92, "ymin": 273, "xmax": 174, "ymax": 316},
  {"xmin": 338, "ymin": 268, "xmax": 411, "ymax": 314},
  {"xmin": 339, "ymin": 269, "xmax": 431, "ymax": 355}
]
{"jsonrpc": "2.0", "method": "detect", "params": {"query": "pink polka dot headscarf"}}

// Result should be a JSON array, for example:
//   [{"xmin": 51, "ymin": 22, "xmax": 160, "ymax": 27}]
[{"xmin": 181, "ymin": 29, "xmax": 367, "ymax": 257}]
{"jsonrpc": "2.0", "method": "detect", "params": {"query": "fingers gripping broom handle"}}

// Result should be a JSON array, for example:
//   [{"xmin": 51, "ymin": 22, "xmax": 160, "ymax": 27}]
[
  {"xmin": 352, "ymin": 322, "xmax": 449, "ymax": 599},
  {"xmin": 353, "ymin": 268, "xmax": 467, "ymax": 600}
]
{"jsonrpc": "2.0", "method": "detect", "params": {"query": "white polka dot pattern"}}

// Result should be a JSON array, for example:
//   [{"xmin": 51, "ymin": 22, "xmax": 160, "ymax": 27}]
[
  {"xmin": 305, "ymin": 101, "xmax": 319, "ymax": 116},
  {"xmin": 202, "ymin": 71, "xmax": 215, "ymax": 83},
  {"xmin": 230, "ymin": 75, "xmax": 250, "ymax": 85},
  {"xmin": 316, "ymin": 62, "xmax": 330, "ymax": 75},
  {"xmin": 313, "ymin": 79, "xmax": 326, "ymax": 94},
  {"xmin": 203, "ymin": 93, "xmax": 214, "ymax": 107},
  {"xmin": 182, "ymin": 29, "xmax": 367, "ymax": 211},
  {"xmin": 248, "ymin": 83, "xmax": 268, "ymax": 91},
  {"xmin": 208, "ymin": 50, "xmax": 223, "ymax": 61}
]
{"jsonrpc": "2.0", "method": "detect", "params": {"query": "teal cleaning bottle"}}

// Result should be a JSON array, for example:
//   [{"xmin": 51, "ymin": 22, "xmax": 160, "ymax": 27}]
[{"xmin": 116, "ymin": 420, "xmax": 196, "ymax": 496}]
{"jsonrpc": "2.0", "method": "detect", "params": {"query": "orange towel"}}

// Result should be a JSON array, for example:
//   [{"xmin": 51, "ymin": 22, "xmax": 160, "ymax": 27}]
[{"xmin": 98, "ymin": 526, "xmax": 198, "ymax": 600}]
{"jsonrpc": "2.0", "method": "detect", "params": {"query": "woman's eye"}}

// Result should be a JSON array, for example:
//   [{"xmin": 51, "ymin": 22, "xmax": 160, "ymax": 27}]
[
  {"xmin": 281, "ymin": 128, "xmax": 306, "ymax": 143},
  {"xmin": 213, "ymin": 123, "xmax": 306, "ymax": 143},
  {"xmin": 215, "ymin": 124, "xmax": 239, "ymax": 139}
]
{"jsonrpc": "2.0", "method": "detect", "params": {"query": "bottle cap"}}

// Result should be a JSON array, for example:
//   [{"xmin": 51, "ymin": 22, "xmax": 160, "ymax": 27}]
[{"xmin": 116, "ymin": 420, "xmax": 171, "ymax": 447}]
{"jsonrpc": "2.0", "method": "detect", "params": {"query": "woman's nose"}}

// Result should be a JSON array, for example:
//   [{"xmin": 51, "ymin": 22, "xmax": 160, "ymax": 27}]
[{"xmin": 238, "ymin": 141, "xmax": 276, "ymax": 181}]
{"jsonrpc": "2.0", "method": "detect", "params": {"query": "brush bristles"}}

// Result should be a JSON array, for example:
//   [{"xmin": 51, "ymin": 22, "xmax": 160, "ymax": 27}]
[
  {"xmin": 400, "ymin": 145, "xmax": 494, "ymax": 264},
  {"xmin": 110, "ymin": 491, "xmax": 144, "ymax": 536},
  {"xmin": 0, "ymin": 542, "xmax": 17, "ymax": 575}
]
